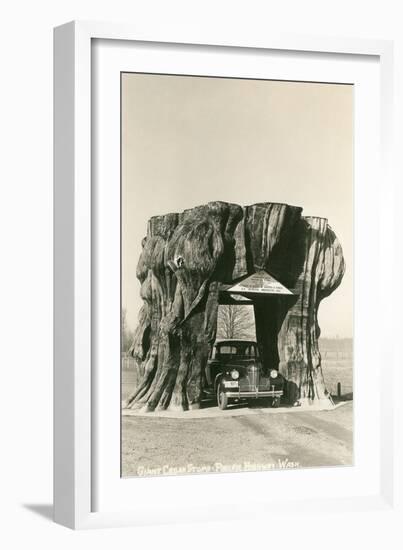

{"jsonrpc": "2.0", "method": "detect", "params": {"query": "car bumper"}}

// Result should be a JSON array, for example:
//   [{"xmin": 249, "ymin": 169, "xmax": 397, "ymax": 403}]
[{"xmin": 225, "ymin": 390, "xmax": 283, "ymax": 399}]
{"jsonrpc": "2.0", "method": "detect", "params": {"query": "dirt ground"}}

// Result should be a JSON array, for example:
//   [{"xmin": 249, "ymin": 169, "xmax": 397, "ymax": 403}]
[{"xmin": 121, "ymin": 401, "xmax": 353, "ymax": 477}]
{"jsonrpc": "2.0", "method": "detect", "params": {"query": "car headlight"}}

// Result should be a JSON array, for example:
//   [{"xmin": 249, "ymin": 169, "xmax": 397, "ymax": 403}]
[
  {"xmin": 230, "ymin": 370, "xmax": 239, "ymax": 380},
  {"xmin": 270, "ymin": 369, "xmax": 278, "ymax": 379}
]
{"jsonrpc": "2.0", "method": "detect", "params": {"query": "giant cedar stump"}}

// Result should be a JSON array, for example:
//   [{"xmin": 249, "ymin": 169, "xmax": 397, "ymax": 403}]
[{"xmin": 124, "ymin": 201, "xmax": 345, "ymax": 411}]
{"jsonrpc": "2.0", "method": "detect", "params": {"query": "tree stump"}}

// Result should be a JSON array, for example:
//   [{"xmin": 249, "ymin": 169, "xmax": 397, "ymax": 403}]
[{"xmin": 124, "ymin": 201, "xmax": 345, "ymax": 411}]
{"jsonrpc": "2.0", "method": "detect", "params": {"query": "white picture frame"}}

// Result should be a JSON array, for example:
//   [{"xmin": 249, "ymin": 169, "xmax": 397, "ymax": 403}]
[{"xmin": 54, "ymin": 20, "xmax": 396, "ymax": 530}]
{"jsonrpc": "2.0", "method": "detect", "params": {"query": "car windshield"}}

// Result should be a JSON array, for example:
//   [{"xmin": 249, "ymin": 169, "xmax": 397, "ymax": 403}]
[{"xmin": 216, "ymin": 343, "xmax": 258, "ymax": 358}]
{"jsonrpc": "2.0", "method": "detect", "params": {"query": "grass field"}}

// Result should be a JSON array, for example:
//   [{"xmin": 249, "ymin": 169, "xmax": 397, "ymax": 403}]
[{"xmin": 319, "ymin": 338, "xmax": 353, "ymax": 398}]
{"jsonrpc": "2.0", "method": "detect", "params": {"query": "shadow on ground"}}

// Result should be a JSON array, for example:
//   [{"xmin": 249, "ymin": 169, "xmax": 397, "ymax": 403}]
[{"xmin": 23, "ymin": 504, "xmax": 53, "ymax": 522}]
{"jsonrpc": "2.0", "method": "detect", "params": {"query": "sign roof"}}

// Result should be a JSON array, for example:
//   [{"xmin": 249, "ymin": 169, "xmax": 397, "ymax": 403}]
[{"xmin": 228, "ymin": 270, "xmax": 293, "ymax": 296}]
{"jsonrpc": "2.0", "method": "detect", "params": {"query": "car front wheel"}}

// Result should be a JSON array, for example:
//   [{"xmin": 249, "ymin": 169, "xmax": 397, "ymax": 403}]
[{"xmin": 217, "ymin": 384, "xmax": 229, "ymax": 410}]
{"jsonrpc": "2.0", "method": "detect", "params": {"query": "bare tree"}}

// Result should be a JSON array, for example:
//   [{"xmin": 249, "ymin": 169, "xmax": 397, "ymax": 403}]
[{"xmin": 216, "ymin": 304, "xmax": 256, "ymax": 340}]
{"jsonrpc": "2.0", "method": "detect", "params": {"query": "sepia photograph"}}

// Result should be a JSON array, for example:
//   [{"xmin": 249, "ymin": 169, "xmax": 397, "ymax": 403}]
[{"xmin": 120, "ymin": 72, "xmax": 353, "ymax": 478}]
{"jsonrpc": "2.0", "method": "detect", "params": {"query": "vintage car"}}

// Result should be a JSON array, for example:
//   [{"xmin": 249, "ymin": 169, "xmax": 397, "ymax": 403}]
[{"xmin": 204, "ymin": 339, "xmax": 286, "ymax": 410}]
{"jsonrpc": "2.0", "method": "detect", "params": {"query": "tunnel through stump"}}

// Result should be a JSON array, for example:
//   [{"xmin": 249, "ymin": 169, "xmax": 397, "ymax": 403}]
[{"xmin": 124, "ymin": 201, "xmax": 345, "ymax": 412}]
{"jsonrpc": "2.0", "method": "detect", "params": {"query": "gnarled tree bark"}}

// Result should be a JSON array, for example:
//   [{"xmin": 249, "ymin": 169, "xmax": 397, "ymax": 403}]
[
  {"xmin": 124, "ymin": 201, "xmax": 345, "ymax": 411},
  {"xmin": 276, "ymin": 217, "xmax": 345, "ymax": 407},
  {"xmin": 125, "ymin": 201, "xmax": 243, "ymax": 412}
]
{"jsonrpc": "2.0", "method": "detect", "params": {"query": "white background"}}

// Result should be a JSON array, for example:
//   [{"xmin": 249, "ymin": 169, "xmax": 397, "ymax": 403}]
[{"xmin": 0, "ymin": 1, "xmax": 402, "ymax": 549}]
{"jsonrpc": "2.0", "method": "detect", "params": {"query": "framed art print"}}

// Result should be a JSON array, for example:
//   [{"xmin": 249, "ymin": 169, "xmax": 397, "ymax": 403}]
[
  {"xmin": 54, "ymin": 21, "xmax": 395, "ymax": 529},
  {"xmin": 120, "ymin": 72, "xmax": 353, "ymax": 478}
]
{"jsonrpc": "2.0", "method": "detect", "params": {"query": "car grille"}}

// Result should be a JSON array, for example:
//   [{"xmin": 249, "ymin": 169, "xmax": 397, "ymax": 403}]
[
  {"xmin": 238, "ymin": 367, "xmax": 282, "ymax": 392},
  {"xmin": 239, "ymin": 366, "xmax": 259, "ymax": 391}
]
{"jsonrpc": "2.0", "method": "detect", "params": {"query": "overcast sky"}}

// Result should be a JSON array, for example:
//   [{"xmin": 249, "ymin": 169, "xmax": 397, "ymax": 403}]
[{"xmin": 122, "ymin": 73, "xmax": 353, "ymax": 338}]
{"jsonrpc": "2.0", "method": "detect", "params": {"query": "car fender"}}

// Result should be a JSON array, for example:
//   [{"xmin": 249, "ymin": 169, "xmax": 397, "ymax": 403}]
[{"xmin": 214, "ymin": 373, "xmax": 225, "ymax": 392}]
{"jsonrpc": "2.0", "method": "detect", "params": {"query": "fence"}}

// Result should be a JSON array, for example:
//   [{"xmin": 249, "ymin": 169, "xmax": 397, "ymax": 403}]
[
  {"xmin": 121, "ymin": 354, "xmax": 143, "ymax": 399},
  {"xmin": 122, "ymin": 354, "xmax": 137, "ymax": 370},
  {"xmin": 325, "ymin": 380, "xmax": 353, "ymax": 398}
]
